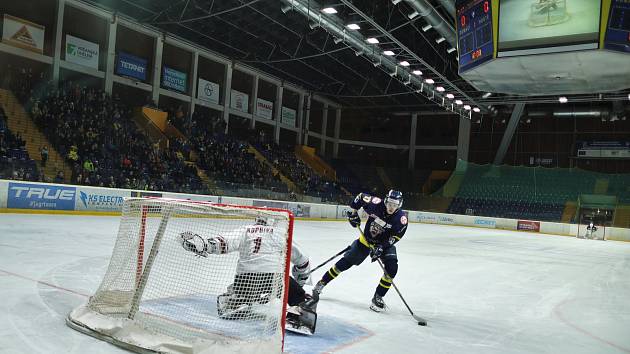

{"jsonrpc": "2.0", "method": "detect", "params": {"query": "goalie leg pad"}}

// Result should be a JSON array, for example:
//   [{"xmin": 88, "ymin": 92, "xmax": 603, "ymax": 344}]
[{"xmin": 285, "ymin": 305, "xmax": 317, "ymax": 335}]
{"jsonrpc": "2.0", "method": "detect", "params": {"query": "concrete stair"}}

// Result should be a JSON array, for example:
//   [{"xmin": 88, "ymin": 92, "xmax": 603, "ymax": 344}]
[{"xmin": 0, "ymin": 88, "xmax": 72, "ymax": 182}]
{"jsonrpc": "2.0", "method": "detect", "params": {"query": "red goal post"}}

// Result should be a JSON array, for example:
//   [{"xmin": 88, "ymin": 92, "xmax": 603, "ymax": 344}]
[{"xmin": 67, "ymin": 197, "xmax": 295, "ymax": 353}]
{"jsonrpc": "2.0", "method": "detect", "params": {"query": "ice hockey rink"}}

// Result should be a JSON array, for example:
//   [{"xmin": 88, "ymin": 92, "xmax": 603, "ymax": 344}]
[{"xmin": 1, "ymin": 213, "xmax": 629, "ymax": 354}]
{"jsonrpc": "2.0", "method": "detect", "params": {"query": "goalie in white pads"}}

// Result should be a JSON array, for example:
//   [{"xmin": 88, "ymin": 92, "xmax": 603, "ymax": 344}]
[{"xmin": 180, "ymin": 216, "xmax": 318, "ymax": 334}]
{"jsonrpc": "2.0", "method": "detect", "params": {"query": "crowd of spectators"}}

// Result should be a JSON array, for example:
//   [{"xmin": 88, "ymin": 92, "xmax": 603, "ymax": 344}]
[
  {"xmin": 188, "ymin": 110, "xmax": 287, "ymax": 192},
  {"xmin": 0, "ymin": 107, "xmax": 39, "ymax": 181},
  {"xmin": 2, "ymin": 64, "xmax": 356, "ymax": 203},
  {"xmin": 256, "ymin": 142, "xmax": 346, "ymax": 202},
  {"xmin": 26, "ymin": 81, "xmax": 206, "ymax": 193}
]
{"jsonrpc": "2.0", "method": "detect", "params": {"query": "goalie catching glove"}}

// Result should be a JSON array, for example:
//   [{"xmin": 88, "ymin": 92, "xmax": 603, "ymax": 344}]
[{"xmin": 180, "ymin": 231, "xmax": 224, "ymax": 257}]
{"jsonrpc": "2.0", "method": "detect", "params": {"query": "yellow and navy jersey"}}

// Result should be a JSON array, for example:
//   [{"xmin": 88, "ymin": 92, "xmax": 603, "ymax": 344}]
[{"xmin": 350, "ymin": 193, "xmax": 408, "ymax": 246}]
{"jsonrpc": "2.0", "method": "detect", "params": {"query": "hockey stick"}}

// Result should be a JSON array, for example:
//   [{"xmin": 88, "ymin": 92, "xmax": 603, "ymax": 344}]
[
  {"xmin": 355, "ymin": 226, "xmax": 428, "ymax": 326},
  {"xmin": 306, "ymin": 246, "xmax": 351, "ymax": 276}
]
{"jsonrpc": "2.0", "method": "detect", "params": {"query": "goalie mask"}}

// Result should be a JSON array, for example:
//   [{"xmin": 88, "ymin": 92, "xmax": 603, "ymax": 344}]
[{"xmin": 384, "ymin": 190, "xmax": 403, "ymax": 214}]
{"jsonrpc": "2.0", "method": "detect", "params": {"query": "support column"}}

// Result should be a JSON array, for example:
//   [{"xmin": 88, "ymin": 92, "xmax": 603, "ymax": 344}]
[
  {"xmin": 151, "ymin": 37, "xmax": 163, "ymax": 105},
  {"xmin": 296, "ymin": 92, "xmax": 305, "ymax": 145},
  {"xmin": 52, "ymin": 0, "xmax": 65, "ymax": 84},
  {"xmin": 409, "ymin": 113, "xmax": 418, "ymax": 169},
  {"xmin": 104, "ymin": 17, "xmax": 117, "ymax": 95},
  {"xmin": 250, "ymin": 76, "xmax": 259, "ymax": 129},
  {"xmin": 274, "ymin": 85, "xmax": 283, "ymax": 144},
  {"xmin": 303, "ymin": 94, "xmax": 311, "ymax": 146},
  {"xmin": 222, "ymin": 64, "xmax": 233, "ymax": 134},
  {"xmin": 189, "ymin": 51, "xmax": 198, "ymax": 117},
  {"xmin": 333, "ymin": 108, "xmax": 341, "ymax": 158},
  {"xmin": 320, "ymin": 103, "xmax": 328, "ymax": 155},
  {"xmin": 493, "ymin": 103, "xmax": 526, "ymax": 165}
]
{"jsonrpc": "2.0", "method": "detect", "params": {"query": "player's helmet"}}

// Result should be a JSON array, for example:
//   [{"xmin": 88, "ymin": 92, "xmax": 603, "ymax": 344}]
[
  {"xmin": 384, "ymin": 190, "xmax": 403, "ymax": 214},
  {"xmin": 255, "ymin": 216, "xmax": 268, "ymax": 225}
]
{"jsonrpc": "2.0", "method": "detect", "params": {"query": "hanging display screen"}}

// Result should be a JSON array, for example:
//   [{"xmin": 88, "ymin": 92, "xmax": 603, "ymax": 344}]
[
  {"xmin": 498, "ymin": 0, "xmax": 601, "ymax": 55},
  {"xmin": 457, "ymin": 0, "xmax": 495, "ymax": 73}
]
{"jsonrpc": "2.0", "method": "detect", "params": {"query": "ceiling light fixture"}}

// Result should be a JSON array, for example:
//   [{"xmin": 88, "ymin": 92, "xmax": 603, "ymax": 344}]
[
  {"xmin": 446, "ymin": 93, "xmax": 455, "ymax": 99},
  {"xmin": 422, "ymin": 24, "xmax": 432, "ymax": 32},
  {"xmin": 559, "ymin": 96, "xmax": 568, "ymax": 103},
  {"xmin": 447, "ymin": 47, "xmax": 456, "ymax": 53},
  {"xmin": 383, "ymin": 50, "xmax": 395, "ymax": 56},
  {"xmin": 435, "ymin": 37, "xmax": 446, "ymax": 44},
  {"xmin": 408, "ymin": 11, "xmax": 419, "ymax": 19},
  {"xmin": 281, "ymin": 5, "xmax": 293, "ymax": 13},
  {"xmin": 366, "ymin": 37, "xmax": 379, "ymax": 44},
  {"xmin": 436, "ymin": 86, "xmax": 445, "ymax": 92},
  {"xmin": 399, "ymin": 60, "xmax": 410, "ymax": 66},
  {"xmin": 455, "ymin": 99, "xmax": 463, "ymax": 105},
  {"xmin": 464, "ymin": 105, "xmax": 472, "ymax": 110},
  {"xmin": 321, "ymin": 7, "xmax": 337, "ymax": 14},
  {"xmin": 424, "ymin": 78, "xmax": 435, "ymax": 84},
  {"xmin": 346, "ymin": 23, "xmax": 360, "ymax": 30},
  {"xmin": 482, "ymin": 92, "xmax": 492, "ymax": 99},
  {"xmin": 392, "ymin": 0, "xmax": 402, "ymax": 4},
  {"xmin": 473, "ymin": 107, "xmax": 481, "ymax": 113},
  {"xmin": 412, "ymin": 70, "xmax": 422, "ymax": 76}
]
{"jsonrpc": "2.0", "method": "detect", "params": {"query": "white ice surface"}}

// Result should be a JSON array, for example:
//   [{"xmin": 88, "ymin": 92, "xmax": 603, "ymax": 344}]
[{"xmin": 1, "ymin": 214, "xmax": 630, "ymax": 354}]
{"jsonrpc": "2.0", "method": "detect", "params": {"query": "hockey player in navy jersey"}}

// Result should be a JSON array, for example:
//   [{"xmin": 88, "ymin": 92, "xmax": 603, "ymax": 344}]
[{"xmin": 308, "ymin": 190, "xmax": 408, "ymax": 312}]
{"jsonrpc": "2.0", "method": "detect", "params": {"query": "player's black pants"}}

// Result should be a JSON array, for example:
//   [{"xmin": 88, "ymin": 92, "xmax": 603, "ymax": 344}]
[
  {"xmin": 321, "ymin": 239, "xmax": 398, "ymax": 297},
  {"xmin": 287, "ymin": 276, "xmax": 307, "ymax": 306}
]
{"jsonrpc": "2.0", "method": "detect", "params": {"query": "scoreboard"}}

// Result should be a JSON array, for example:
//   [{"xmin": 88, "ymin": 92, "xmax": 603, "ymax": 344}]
[
  {"xmin": 605, "ymin": 0, "xmax": 630, "ymax": 53},
  {"xmin": 456, "ymin": 0, "xmax": 494, "ymax": 73}
]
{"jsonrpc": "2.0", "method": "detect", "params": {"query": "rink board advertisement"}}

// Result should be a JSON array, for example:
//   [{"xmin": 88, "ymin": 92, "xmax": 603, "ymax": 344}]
[
  {"xmin": 75, "ymin": 187, "xmax": 128, "ymax": 212},
  {"xmin": 1, "ymin": 180, "xmax": 630, "ymax": 241},
  {"xmin": 517, "ymin": 220, "xmax": 540, "ymax": 232},
  {"xmin": 7, "ymin": 182, "xmax": 76, "ymax": 210}
]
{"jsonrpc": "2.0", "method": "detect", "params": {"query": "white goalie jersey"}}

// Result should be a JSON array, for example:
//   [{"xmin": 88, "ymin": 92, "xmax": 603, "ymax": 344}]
[{"xmin": 216, "ymin": 223, "xmax": 286, "ymax": 274}]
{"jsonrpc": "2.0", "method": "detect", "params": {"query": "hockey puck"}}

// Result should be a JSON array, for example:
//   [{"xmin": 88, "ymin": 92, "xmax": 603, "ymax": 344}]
[{"xmin": 418, "ymin": 321, "xmax": 427, "ymax": 326}]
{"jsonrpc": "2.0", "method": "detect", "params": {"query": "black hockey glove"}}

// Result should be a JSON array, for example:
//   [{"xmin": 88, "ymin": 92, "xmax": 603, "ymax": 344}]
[
  {"xmin": 347, "ymin": 211, "xmax": 361, "ymax": 228},
  {"xmin": 369, "ymin": 244, "xmax": 384, "ymax": 262}
]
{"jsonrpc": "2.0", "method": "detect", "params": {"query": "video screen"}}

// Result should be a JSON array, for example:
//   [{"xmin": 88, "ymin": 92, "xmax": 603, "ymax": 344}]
[{"xmin": 499, "ymin": 0, "xmax": 601, "ymax": 53}]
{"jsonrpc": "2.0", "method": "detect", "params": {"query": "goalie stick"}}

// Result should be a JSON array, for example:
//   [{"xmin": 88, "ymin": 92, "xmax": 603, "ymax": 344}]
[{"xmin": 354, "ymin": 226, "xmax": 428, "ymax": 326}]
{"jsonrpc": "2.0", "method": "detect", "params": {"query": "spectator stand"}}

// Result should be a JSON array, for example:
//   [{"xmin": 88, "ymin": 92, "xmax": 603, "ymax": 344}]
[
  {"xmin": 0, "ymin": 87, "xmax": 71, "ymax": 182},
  {"xmin": 0, "ymin": 106, "xmax": 40, "ymax": 181}
]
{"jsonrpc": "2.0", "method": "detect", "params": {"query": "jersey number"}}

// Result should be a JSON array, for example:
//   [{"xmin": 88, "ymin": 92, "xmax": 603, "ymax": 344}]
[{"xmin": 252, "ymin": 237, "xmax": 262, "ymax": 254}]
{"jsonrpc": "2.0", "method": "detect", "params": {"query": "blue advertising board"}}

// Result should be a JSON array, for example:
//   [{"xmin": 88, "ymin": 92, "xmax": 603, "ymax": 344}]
[
  {"xmin": 162, "ymin": 66, "xmax": 187, "ymax": 93},
  {"xmin": 116, "ymin": 52, "xmax": 148, "ymax": 81},
  {"xmin": 8, "ymin": 182, "xmax": 76, "ymax": 210}
]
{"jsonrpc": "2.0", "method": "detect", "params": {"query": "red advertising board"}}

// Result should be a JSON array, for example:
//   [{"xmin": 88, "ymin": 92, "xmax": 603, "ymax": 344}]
[{"xmin": 517, "ymin": 220, "xmax": 540, "ymax": 232}]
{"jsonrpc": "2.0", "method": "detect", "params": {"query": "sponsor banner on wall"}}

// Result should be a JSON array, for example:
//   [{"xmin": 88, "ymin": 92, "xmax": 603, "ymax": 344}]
[
  {"xmin": 230, "ymin": 89, "xmax": 249, "ymax": 113},
  {"xmin": 281, "ymin": 106, "xmax": 297, "ymax": 127},
  {"xmin": 256, "ymin": 98, "xmax": 274, "ymax": 120},
  {"xmin": 116, "ymin": 52, "xmax": 147, "ymax": 81},
  {"xmin": 474, "ymin": 218, "xmax": 497, "ymax": 228},
  {"xmin": 65, "ymin": 34, "xmax": 99, "ymax": 69},
  {"xmin": 161, "ymin": 192, "xmax": 219, "ymax": 203},
  {"xmin": 7, "ymin": 182, "xmax": 76, "ymax": 210},
  {"xmin": 2, "ymin": 14, "xmax": 45, "ymax": 53},
  {"xmin": 517, "ymin": 220, "xmax": 540, "ymax": 232},
  {"xmin": 197, "ymin": 78, "xmax": 220, "ymax": 105},
  {"xmin": 76, "ymin": 188, "xmax": 128, "ymax": 212},
  {"xmin": 162, "ymin": 66, "xmax": 187, "ymax": 93}
]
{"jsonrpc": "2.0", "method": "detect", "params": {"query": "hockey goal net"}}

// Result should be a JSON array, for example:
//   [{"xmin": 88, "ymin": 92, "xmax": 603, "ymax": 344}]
[
  {"xmin": 577, "ymin": 222, "xmax": 606, "ymax": 240},
  {"xmin": 67, "ymin": 197, "xmax": 294, "ymax": 353}
]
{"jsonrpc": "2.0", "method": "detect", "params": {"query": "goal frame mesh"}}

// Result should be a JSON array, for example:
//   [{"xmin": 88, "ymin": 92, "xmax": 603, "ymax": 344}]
[{"xmin": 67, "ymin": 197, "xmax": 294, "ymax": 353}]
